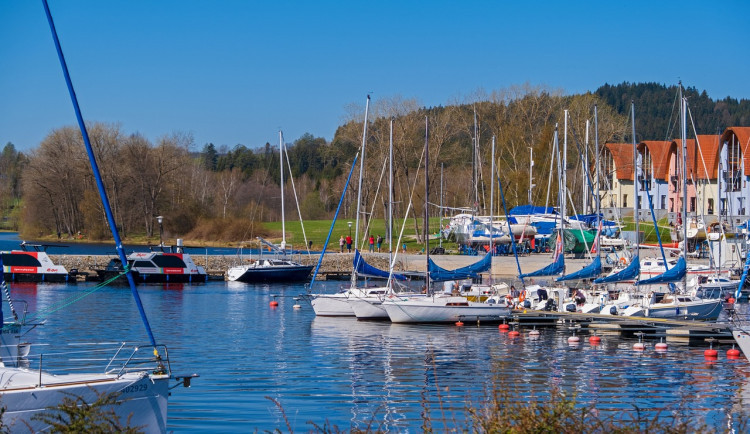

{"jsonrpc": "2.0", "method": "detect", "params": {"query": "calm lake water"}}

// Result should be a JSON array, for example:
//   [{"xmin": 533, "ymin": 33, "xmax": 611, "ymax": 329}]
[{"xmin": 9, "ymin": 280, "xmax": 750, "ymax": 432}]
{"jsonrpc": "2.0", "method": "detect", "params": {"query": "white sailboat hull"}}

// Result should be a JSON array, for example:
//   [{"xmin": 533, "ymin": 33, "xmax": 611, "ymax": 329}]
[
  {"xmin": 311, "ymin": 293, "xmax": 355, "ymax": 316},
  {"xmin": 348, "ymin": 297, "xmax": 388, "ymax": 320},
  {"xmin": 382, "ymin": 296, "xmax": 510, "ymax": 323},
  {"xmin": 1, "ymin": 370, "xmax": 169, "ymax": 432}
]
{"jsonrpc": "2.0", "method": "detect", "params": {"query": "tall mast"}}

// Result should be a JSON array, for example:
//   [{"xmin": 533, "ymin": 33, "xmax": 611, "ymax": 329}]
[
  {"xmin": 424, "ymin": 116, "xmax": 430, "ymax": 293},
  {"xmin": 279, "ymin": 130, "xmax": 286, "ymax": 247},
  {"xmin": 528, "ymin": 147, "xmax": 534, "ymax": 206},
  {"xmin": 351, "ymin": 95, "xmax": 370, "ymax": 288},
  {"xmin": 594, "ymin": 105, "xmax": 601, "ymax": 262},
  {"xmin": 562, "ymin": 110, "xmax": 568, "ymax": 229},
  {"xmin": 584, "ymin": 119, "xmax": 590, "ymax": 214},
  {"xmin": 489, "ymin": 135, "xmax": 496, "ymax": 282},
  {"xmin": 632, "ymin": 102, "xmax": 639, "ymax": 262},
  {"xmin": 439, "ymin": 162, "xmax": 444, "ymax": 248},
  {"xmin": 389, "ymin": 117, "xmax": 394, "ymax": 268},
  {"xmin": 473, "ymin": 107, "xmax": 479, "ymax": 210},
  {"xmin": 681, "ymin": 87, "xmax": 688, "ymax": 261}
]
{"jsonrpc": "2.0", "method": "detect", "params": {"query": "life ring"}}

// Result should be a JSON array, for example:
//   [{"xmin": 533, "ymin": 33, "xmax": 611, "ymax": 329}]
[
  {"xmin": 619, "ymin": 257, "xmax": 627, "ymax": 265},
  {"xmin": 519, "ymin": 290, "xmax": 526, "ymax": 303}
]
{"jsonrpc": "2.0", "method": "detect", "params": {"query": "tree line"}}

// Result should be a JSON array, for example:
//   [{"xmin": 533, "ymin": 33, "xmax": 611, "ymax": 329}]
[{"xmin": 3, "ymin": 82, "xmax": 748, "ymax": 244}]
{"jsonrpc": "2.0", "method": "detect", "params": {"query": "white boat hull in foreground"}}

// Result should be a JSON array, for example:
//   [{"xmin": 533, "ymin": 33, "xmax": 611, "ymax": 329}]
[{"xmin": 382, "ymin": 295, "xmax": 510, "ymax": 323}]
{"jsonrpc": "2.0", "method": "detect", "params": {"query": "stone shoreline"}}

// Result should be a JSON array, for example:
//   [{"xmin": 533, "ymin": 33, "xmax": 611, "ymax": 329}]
[{"xmin": 48, "ymin": 252, "xmax": 610, "ymax": 281}]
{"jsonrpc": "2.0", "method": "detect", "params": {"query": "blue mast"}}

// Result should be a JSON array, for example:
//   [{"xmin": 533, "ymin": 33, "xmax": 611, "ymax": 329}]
[{"xmin": 42, "ymin": 0, "xmax": 156, "ymax": 346}]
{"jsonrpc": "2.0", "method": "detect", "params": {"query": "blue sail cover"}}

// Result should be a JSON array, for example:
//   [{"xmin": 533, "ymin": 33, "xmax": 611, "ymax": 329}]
[
  {"xmin": 509, "ymin": 205, "xmax": 556, "ymax": 216},
  {"xmin": 519, "ymin": 250, "xmax": 564, "ymax": 278},
  {"xmin": 428, "ymin": 252, "xmax": 492, "ymax": 282},
  {"xmin": 593, "ymin": 255, "xmax": 641, "ymax": 284},
  {"xmin": 353, "ymin": 250, "xmax": 407, "ymax": 281},
  {"xmin": 635, "ymin": 256, "xmax": 686, "ymax": 286},
  {"xmin": 556, "ymin": 255, "xmax": 602, "ymax": 281}
]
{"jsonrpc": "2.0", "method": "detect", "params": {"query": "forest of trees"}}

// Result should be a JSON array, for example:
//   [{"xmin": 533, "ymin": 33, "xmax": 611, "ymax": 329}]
[{"xmin": 2, "ymin": 82, "xmax": 748, "ymax": 243}]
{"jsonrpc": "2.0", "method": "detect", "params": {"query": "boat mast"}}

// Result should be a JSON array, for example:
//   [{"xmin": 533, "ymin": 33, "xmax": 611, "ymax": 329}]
[
  {"xmin": 279, "ymin": 130, "xmax": 286, "ymax": 250},
  {"xmin": 632, "ymin": 101, "xmax": 640, "ymax": 270},
  {"xmin": 489, "ymin": 135, "xmax": 496, "ymax": 282},
  {"xmin": 562, "ymin": 110, "xmax": 568, "ymax": 231},
  {"xmin": 584, "ymin": 119, "xmax": 590, "ymax": 214},
  {"xmin": 594, "ymin": 105, "xmax": 601, "ymax": 263},
  {"xmin": 424, "ymin": 116, "xmax": 430, "ymax": 294},
  {"xmin": 351, "ymin": 95, "xmax": 370, "ymax": 288},
  {"xmin": 528, "ymin": 147, "xmax": 534, "ymax": 206},
  {"xmin": 439, "ymin": 162, "xmax": 444, "ymax": 249},
  {"xmin": 389, "ymin": 117, "xmax": 394, "ymax": 270},
  {"xmin": 473, "ymin": 107, "xmax": 479, "ymax": 212},
  {"xmin": 681, "ymin": 85, "xmax": 689, "ymax": 291}
]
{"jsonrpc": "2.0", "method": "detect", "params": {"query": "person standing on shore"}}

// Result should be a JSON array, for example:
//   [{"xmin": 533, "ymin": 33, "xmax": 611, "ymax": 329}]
[
  {"xmin": 346, "ymin": 235, "xmax": 352, "ymax": 253},
  {"xmin": 376, "ymin": 235, "xmax": 383, "ymax": 252},
  {"xmin": 368, "ymin": 234, "xmax": 375, "ymax": 252},
  {"xmin": 339, "ymin": 235, "xmax": 345, "ymax": 253}
]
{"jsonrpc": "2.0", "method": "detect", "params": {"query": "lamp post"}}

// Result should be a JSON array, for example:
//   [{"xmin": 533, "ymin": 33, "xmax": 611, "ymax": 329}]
[
  {"xmin": 347, "ymin": 221, "xmax": 352, "ymax": 239},
  {"xmin": 156, "ymin": 215, "xmax": 164, "ymax": 247}
]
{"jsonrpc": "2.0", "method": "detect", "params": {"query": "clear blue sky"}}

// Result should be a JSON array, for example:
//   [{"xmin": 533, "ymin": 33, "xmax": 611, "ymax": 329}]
[{"xmin": 2, "ymin": 1, "xmax": 748, "ymax": 152}]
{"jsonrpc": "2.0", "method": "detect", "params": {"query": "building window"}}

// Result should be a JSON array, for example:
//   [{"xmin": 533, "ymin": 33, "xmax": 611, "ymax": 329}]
[
  {"xmin": 661, "ymin": 195, "xmax": 666, "ymax": 209},
  {"xmin": 708, "ymin": 199, "xmax": 714, "ymax": 215},
  {"xmin": 623, "ymin": 194, "xmax": 628, "ymax": 208},
  {"xmin": 690, "ymin": 197, "xmax": 696, "ymax": 212},
  {"xmin": 670, "ymin": 198, "xmax": 674, "ymax": 212},
  {"xmin": 720, "ymin": 198, "xmax": 727, "ymax": 216}
]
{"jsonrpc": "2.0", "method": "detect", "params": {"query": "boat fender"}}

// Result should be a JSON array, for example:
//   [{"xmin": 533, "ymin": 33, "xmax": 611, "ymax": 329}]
[{"xmin": 609, "ymin": 306, "xmax": 617, "ymax": 315}]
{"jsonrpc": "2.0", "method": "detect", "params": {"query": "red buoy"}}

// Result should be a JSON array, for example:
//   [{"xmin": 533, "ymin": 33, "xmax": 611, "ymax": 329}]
[
  {"xmin": 508, "ymin": 330, "xmax": 520, "ymax": 337},
  {"xmin": 589, "ymin": 335, "xmax": 601, "ymax": 345},
  {"xmin": 633, "ymin": 342, "xmax": 645, "ymax": 351},
  {"xmin": 269, "ymin": 300, "xmax": 279, "ymax": 307},
  {"xmin": 455, "ymin": 321, "xmax": 464, "ymax": 327},
  {"xmin": 728, "ymin": 297, "xmax": 736, "ymax": 304},
  {"xmin": 655, "ymin": 342, "xmax": 668, "ymax": 352},
  {"xmin": 727, "ymin": 348, "xmax": 741, "ymax": 358},
  {"xmin": 498, "ymin": 323, "xmax": 510, "ymax": 330},
  {"xmin": 704, "ymin": 348, "xmax": 718, "ymax": 358}
]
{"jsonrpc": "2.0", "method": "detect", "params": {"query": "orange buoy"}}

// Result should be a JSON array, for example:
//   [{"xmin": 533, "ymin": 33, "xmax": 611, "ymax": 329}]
[
  {"xmin": 498, "ymin": 323, "xmax": 510, "ymax": 330},
  {"xmin": 728, "ymin": 297, "xmax": 736, "ymax": 304},
  {"xmin": 704, "ymin": 348, "xmax": 718, "ymax": 358},
  {"xmin": 269, "ymin": 300, "xmax": 279, "ymax": 307},
  {"xmin": 727, "ymin": 348, "xmax": 741, "ymax": 358},
  {"xmin": 455, "ymin": 321, "xmax": 464, "ymax": 327},
  {"xmin": 633, "ymin": 342, "xmax": 645, "ymax": 351},
  {"xmin": 508, "ymin": 330, "xmax": 520, "ymax": 337},
  {"xmin": 589, "ymin": 335, "xmax": 601, "ymax": 345}
]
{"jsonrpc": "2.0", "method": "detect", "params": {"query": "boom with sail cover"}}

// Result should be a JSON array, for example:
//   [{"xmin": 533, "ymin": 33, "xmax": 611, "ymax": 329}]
[
  {"xmin": 520, "ymin": 232, "xmax": 564, "ymax": 278},
  {"xmin": 635, "ymin": 256, "xmax": 687, "ymax": 286},
  {"xmin": 593, "ymin": 255, "xmax": 640, "ymax": 284},
  {"xmin": 353, "ymin": 250, "xmax": 407, "ymax": 281},
  {"xmin": 557, "ymin": 255, "xmax": 601, "ymax": 281},
  {"xmin": 428, "ymin": 252, "xmax": 491, "ymax": 282}
]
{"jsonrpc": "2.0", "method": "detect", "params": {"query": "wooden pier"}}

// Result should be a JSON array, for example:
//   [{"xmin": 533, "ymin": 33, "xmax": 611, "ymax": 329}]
[{"xmin": 509, "ymin": 310, "xmax": 733, "ymax": 345}]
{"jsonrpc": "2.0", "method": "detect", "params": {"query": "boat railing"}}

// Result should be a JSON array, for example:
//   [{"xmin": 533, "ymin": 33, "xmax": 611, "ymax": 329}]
[{"xmin": 24, "ymin": 342, "xmax": 171, "ymax": 383}]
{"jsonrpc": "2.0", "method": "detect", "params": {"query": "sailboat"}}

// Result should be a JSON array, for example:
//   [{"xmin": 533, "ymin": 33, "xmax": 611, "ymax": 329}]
[
  {"xmin": 381, "ymin": 119, "xmax": 510, "ymax": 323},
  {"xmin": 227, "ymin": 130, "xmax": 313, "ymax": 283},
  {"xmin": 0, "ymin": 3, "xmax": 194, "ymax": 431},
  {"xmin": 310, "ymin": 96, "xmax": 393, "ymax": 317}
]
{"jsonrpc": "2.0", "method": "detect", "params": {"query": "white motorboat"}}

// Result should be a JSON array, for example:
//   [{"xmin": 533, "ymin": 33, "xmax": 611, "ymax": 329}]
[
  {"xmin": 620, "ymin": 291, "xmax": 723, "ymax": 320},
  {"xmin": 1, "ymin": 243, "xmax": 77, "ymax": 283}
]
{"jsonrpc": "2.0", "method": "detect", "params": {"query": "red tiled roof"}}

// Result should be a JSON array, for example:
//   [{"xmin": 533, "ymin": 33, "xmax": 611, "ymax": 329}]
[
  {"xmin": 693, "ymin": 135, "xmax": 720, "ymax": 179},
  {"xmin": 720, "ymin": 127, "xmax": 750, "ymax": 176},
  {"xmin": 604, "ymin": 143, "xmax": 635, "ymax": 181},
  {"xmin": 639, "ymin": 141, "xmax": 672, "ymax": 180}
]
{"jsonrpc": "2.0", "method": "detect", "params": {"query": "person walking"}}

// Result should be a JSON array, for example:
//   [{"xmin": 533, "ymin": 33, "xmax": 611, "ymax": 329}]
[
  {"xmin": 339, "ymin": 235, "xmax": 345, "ymax": 253},
  {"xmin": 346, "ymin": 235, "xmax": 352, "ymax": 253},
  {"xmin": 376, "ymin": 235, "xmax": 383, "ymax": 252},
  {"xmin": 368, "ymin": 234, "xmax": 375, "ymax": 252}
]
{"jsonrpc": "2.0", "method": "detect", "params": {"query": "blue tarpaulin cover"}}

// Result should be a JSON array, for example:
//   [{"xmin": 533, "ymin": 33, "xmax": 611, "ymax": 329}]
[
  {"xmin": 519, "ymin": 250, "xmax": 564, "ymax": 278},
  {"xmin": 509, "ymin": 205, "xmax": 556, "ymax": 216},
  {"xmin": 353, "ymin": 250, "xmax": 407, "ymax": 281}
]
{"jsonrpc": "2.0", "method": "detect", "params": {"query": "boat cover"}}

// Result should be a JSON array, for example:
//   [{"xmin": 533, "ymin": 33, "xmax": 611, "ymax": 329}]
[
  {"xmin": 428, "ymin": 252, "xmax": 491, "ymax": 282},
  {"xmin": 556, "ymin": 255, "xmax": 601, "ymax": 281},
  {"xmin": 509, "ymin": 205, "xmax": 556, "ymax": 215},
  {"xmin": 593, "ymin": 255, "xmax": 641, "ymax": 284},
  {"xmin": 519, "ymin": 250, "xmax": 564, "ymax": 278},
  {"xmin": 353, "ymin": 250, "xmax": 407, "ymax": 281},
  {"xmin": 635, "ymin": 256, "xmax": 686, "ymax": 286}
]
